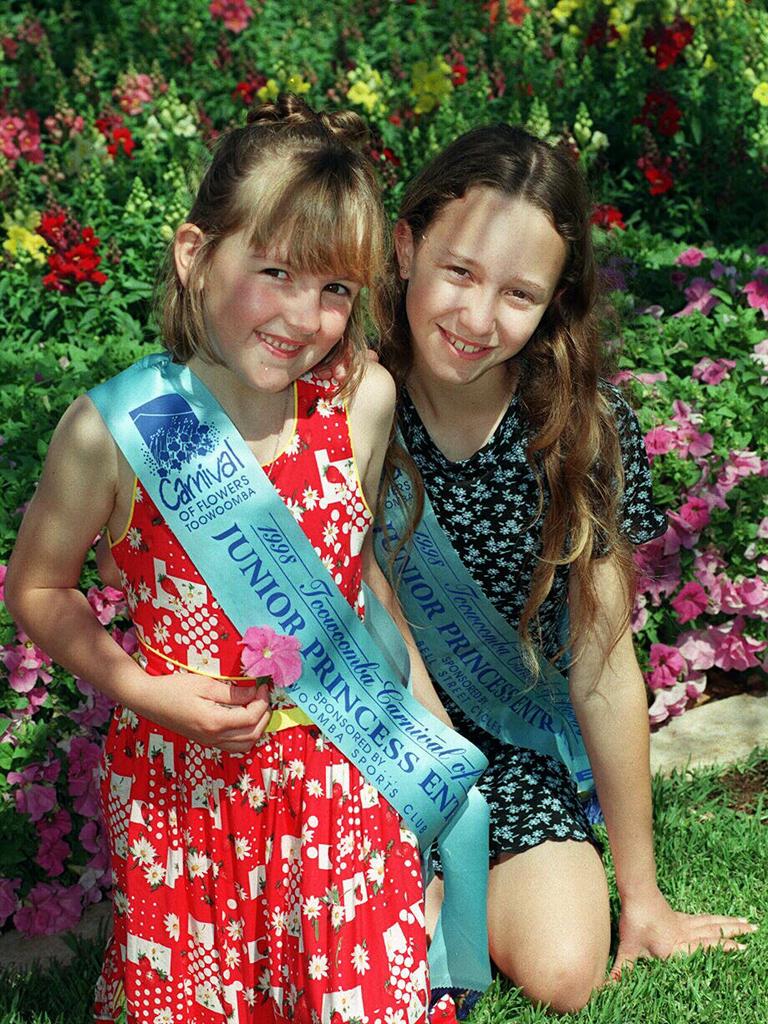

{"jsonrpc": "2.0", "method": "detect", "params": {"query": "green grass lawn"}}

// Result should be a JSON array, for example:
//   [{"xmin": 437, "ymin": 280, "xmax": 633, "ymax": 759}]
[{"xmin": 1, "ymin": 752, "xmax": 766, "ymax": 1024}]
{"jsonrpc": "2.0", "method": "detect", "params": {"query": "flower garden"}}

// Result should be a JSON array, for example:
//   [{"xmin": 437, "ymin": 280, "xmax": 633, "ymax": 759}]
[{"xmin": 0, "ymin": 0, "xmax": 766, "ymax": 946}]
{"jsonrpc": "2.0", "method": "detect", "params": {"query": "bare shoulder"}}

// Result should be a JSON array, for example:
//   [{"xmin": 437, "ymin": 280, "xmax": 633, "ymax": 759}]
[
  {"xmin": 349, "ymin": 360, "xmax": 396, "ymax": 425},
  {"xmin": 38, "ymin": 394, "xmax": 119, "ymax": 499}
]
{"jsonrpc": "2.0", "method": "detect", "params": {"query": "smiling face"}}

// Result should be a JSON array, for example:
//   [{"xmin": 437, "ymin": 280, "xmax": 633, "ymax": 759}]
[
  {"xmin": 396, "ymin": 187, "xmax": 568, "ymax": 391},
  {"xmin": 177, "ymin": 224, "xmax": 361, "ymax": 395}
]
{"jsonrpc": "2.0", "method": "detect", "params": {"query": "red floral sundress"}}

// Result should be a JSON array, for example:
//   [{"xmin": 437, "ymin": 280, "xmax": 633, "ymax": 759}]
[{"xmin": 94, "ymin": 374, "xmax": 430, "ymax": 1024}]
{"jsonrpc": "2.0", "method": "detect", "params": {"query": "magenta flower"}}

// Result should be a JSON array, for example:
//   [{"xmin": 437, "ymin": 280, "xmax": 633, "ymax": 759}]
[
  {"xmin": 674, "ymin": 277, "xmax": 719, "ymax": 317},
  {"xmin": 2, "ymin": 633, "xmax": 53, "ymax": 693},
  {"xmin": 648, "ymin": 681, "xmax": 689, "ymax": 724},
  {"xmin": 644, "ymin": 425, "xmax": 678, "ymax": 459},
  {"xmin": 757, "ymin": 516, "xmax": 768, "ymax": 540},
  {"xmin": 692, "ymin": 357, "xmax": 736, "ymax": 385},
  {"xmin": 738, "ymin": 577, "xmax": 768, "ymax": 614},
  {"xmin": 240, "ymin": 626, "xmax": 303, "ymax": 688},
  {"xmin": 648, "ymin": 643, "xmax": 686, "ymax": 688},
  {"xmin": 14, "ymin": 784, "xmax": 57, "ymax": 822},
  {"xmin": 634, "ymin": 536, "xmax": 681, "ymax": 605},
  {"xmin": 86, "ymin": 585, "xmax": 126, "ymax": 625},
  {"xmin": 631, "ymin": 593, "xmax": 648, "ymax": 632},
  {"xmin": 0, "ymin": 562, "xmax": 6, "ymax": 601},
  {"xmin": 67, "ymin": 736, "xmax": 103, "ymax": 818},
  {"xmin": 678, "ymin": 496, "xmax": 710, "ymax": 533},
  {"xmin": 744, "ymin": 275, "xmax": 768, "ymax": 319},
  {"xmin": 14, "ymin": 881, "xmax": 82, "ymax": 937},
  {"xmin": 751, "ymin": 338, "xmax": 768, "ymax": 383},
  {"xmin": 0, "ymin": 878, "xmax": 21, "ymax": 928},
  {"xmin": 111, "ymin": 624, "xmax": 138, "ymax": 655},
  {"xmin": 209, "ymin": 0, "xmax": 254, "ymax": 32},
  {"xmin": 675, "ymin": 247, "xmax": 706, "ymax": 267},
  {"xmin": 671, "ymin": 582, "xmax": 709, "ymax": 624},
  {"xmin": 709, "ymin": 619, "xmax": 766, "ymax": 671}
]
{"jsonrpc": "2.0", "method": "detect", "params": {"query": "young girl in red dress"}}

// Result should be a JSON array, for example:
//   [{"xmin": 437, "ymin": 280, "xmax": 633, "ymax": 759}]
[{"xmin": 6, "ymin": 96, "xmax": 450, "ymax": 1024}]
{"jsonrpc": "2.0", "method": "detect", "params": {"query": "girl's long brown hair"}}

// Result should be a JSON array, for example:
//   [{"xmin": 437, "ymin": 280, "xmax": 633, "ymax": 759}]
[{"xmin": 377, "ymin": 124, "xmax": 635, "ymax": 670}]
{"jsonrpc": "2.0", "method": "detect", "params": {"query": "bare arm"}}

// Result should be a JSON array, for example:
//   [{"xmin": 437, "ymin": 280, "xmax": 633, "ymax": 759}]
[
  {"xmin": 569, "ymin": 556, "xmax": 755, "ymax": 972},
  {"xmin": 349, "ymin": 364, "xmax": 453, "ymax": 727},
  {"xmin": 5, "ymin": 395, "xmax": 270, "ymax": 752}
]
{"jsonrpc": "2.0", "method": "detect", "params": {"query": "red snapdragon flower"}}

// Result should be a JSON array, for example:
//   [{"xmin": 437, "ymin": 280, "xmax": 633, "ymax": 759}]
[
  {"xmin": 637, "ymin": 155, "xmax": 674, "ymax": 195},
  {"xmin": 485, "ymin": 0, "xmax": 531, "ymax": 26},
  {"xmin": 232, "ymin": 74, "xmax": 267, "ymax": 105},
  {"xmin": 591, "ymin": 204, "xmax": 626, "ymax": 231},
  {"xmin": 643, "ymin": 18, "xmax": 694, "ymax": 70},
  {"xmin": 95, "ymin": 114, "xmax": 135, "ymax": 159},
  {"xmin": 634, "ymin": 90, "xmax": 682, "ymax": 138},
  {"xmin": 37, "ymin": 208, "xmax": 108, "ymax": 293},
  {"xmin": 449, "ymin": 51, "xmax": 469, "ymax": 86},
  {"xmin": 585, "ymin": 17, "xmax": 620, "ymax": 49}
]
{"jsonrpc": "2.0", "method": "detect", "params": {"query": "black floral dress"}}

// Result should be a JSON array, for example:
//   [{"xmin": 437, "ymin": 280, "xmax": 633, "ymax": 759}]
[{"xmin": 398, "ymin": 383, "xmax": 667, "ymax": 860}]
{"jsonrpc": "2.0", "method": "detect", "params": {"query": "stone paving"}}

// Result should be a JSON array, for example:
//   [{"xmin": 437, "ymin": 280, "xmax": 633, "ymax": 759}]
[{"xmin": 2, "ymin": 692, "xmax": 767, "ymax": 970}]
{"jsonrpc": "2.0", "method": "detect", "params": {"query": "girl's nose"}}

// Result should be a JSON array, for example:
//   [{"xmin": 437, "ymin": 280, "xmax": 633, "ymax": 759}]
[
  {"xmin": 286, "ymin": 287, "xmax": 322, "ymax": 337},
  {"xmin": 458, "ymin": 288, "xmax": 496, "ymax": 340}
]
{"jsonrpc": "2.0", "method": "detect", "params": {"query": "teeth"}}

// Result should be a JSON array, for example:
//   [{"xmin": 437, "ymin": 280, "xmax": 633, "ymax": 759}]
[
  {"xmin": 258, "ymin": 332, "xmax": 300, "ymax": 353},
  {"xmin": 445, "ymin": 332, "xmax": 483, "ymax": 353}
]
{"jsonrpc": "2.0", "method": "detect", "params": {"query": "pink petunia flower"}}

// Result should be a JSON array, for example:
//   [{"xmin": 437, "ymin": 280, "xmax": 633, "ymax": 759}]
[
  {"xmin": 678, "ymin": 496, "xmax": 710, "ymax": 533},
  {"xmin": 671, "ymin": 581, "xmax": 708, "ymax": 624},
  {"xmin": 14, "ymin": 881, "xmax": 82, "ymax": 937},
  {"xmin": 631, "ymin": 592, "xmax": 648, "ymax": 632},
  {"xmin": 86, "ymin": 585, "xmax": 126, "ymax": 625},
  {"xmin": 0, "ymin": 878, "xmax": 21, "ymax": 928},
  {"xmin": 675, "ymin": 247, "xmax": 706, "ymax": 267},
  {"xmin": 751, "ymin": 338, "xmax": 768, "ymax": 383},
  {"xmin": 648, "ymin": 681, "xmax": 689, "ymax": 725},
  {"xmin": 240, "ymin": 626, "xmax": 303, "ymax": 688},
  {"xmin": 677, "ymin": 629, "xmax": 716, "ymax": 671},
  {"xmin": 644, "ymin": 425, "xmax": 678, "ymax": 459},
  {"xmin": 634, "ymin": 536, "xmax": 681, "ymax": 605},
  {"xmin": 757, "ymin": 516, "xmax": 768, "ymax": 540},
  {"xmin": 744, "ymin": 275, "xmax": 768, "ymax": 319},
  {"xmin": 0, "ymin": 562, "xmax": 6, "ymax": 601},
  {"xmin": 67, "ymin": 736, "xmax": 103, "ymax": 819},
  {"xmin": 738, "ymin": 577, "xmax": 768, "ymax": 614},
  {"xmin": 14, "ymin": 784, "xmax": 57, "ymax": 822},
  {"xmin": 708, "ymin": 618, "xmax": 766, "ymax": 671},
  {"xmin": 648, "ymin": 643, "xmax": 686, "ymax": 688},
  {"xmin": 2, "ymin": 633, "xmax": 53, "ymax": 693},
  {"xmin": 674, "ymin": 277, "xmax": 719, "ymax": 317},
  {"xmin": 692, "ymin": 357, "xmax": 736, "ymax": 385}
]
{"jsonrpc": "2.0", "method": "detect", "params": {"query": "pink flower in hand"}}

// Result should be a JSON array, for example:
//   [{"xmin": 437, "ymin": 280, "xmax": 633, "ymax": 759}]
[
  {"xmin": 692, "ymin": 357, "xmax": 736, "ymax": 385},
  {"xmin": 241, "ymin": 627, "xmax": 303, "ymax": 688},
  {"xmin": 671, "ymin": 581, "xmax": 708, "ymax": 624}
]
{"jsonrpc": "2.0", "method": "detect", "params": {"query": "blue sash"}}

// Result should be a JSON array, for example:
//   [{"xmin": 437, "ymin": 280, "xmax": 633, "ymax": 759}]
[
  {"xmin": 89, "ymin": 354, "xmax": 493, "ymax": 993},
  {"xmin": 375, "ymin": 466, "xmax": 594, "ymax": 794}
]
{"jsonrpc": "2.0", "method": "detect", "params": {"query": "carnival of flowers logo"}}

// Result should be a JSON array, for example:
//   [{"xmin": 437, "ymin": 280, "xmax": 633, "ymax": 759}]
[{"xmin": 129, "ymin": 394, "xmax": 219, "ymax": 477}]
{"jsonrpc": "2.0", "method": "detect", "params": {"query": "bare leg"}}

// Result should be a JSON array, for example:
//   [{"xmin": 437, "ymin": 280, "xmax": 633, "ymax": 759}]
[{"xmin": 487, "ymin": 840, "xmax": 610, "ymax": 1014}]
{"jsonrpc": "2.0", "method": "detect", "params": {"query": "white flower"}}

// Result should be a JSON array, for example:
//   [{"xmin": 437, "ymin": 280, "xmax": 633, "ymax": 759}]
[
  {"xmin": 322, "ymin": 522, "xmax": 338, "ymax": 546},
  {"xmin": 306, "ymin": 778, "xmax": 323, "ymax": 797},
  {"xmin": 244, "ymin": 987, "xmax": 256, "ymax": 1006},
  {"xmin": 316, "ymin": 398, "xmax": 336, "ymax": 418},
  {"xmin": 366, "ymin": 852, "xmax": 385, "ymax": 887},
  {"xmin": 154, "ymin": 1010, "xmax": 173, "ymax": 1024},
  {"xmin": 127, "ymin": 527, "xmax": 143, "ymax": 549},
  {"xmin": 164, "ymin": 913, "xmax": 180, "ymax": 940},
  {"xmin": 130, "ymin": 837, "xmax": 157, "ymax": 865},
  {"xmin": 186, "ymin": 851, "xmax": 210, "ymax": 879},
  {"xmin": 134, "ymin": 486, "xmax": 144, "ymax": 503},
  {"xmin": 338, "ymin": 833, "xmax": 355, "ymax": 857},
  {"xmin": 301, "ymin": 821, "xmax": 315, "ymax": 844},
  {"xmin": 285, "ymin": 434, "xmax": 302, "ymax": 456},
  {"xmin": 248, "ymin": 786, "xmax": 266, "ymax": 810},
  {"xmin": 224, "ymin": 946, "xmax": 241, "ymax": 969},
  {"xmin": 137, "ymin": 580, "xmax": 152, "ymax": 602},
  {"xmin": 144, "ymin": 862, "xmax": 165, "ymax": 887},
  {"xmin": 303, "ymin": 896, "xmax": 322, "ymax": 920},
  {"xmin": 271, "ymin": 908, "xmax": 286, "ymax": 934},
  {"xmin": 153, "ymin": 622, "xmax": 169, "ymax": 645},
  {"xmin": 385, "ymin": 1009, "xmax": 405, "ymax": 1024},
  {"xmin": 226, "ymin": 918, "xmax": 244, "ymax": 941},
  {"xmin": 113, "ymin": 889, "xmax": 129, "ymax": 915},
  {"xmin": 124, "ymin": 584, "xmax": 138, "ymax": 611},
  {"xmin": 233, "ymin": 835, "xmax": 251, "ymax": 860},
  {"xmin": 308, "ymin": 953, "xmax": 329, "ymax": 980},
  {"xmin": 288, "ymin": 758, "xmax": 305, "ymax": 779},
  {"xmin": 331, "ymin": 904, "xmax": 344, "ymax": 930},
  {"xmin": 352, "ymin": 942, "xmax": 370, "ymax": 974},
  {"xmin": 302, "ymin": 486, "xmax": 319, "ymax": 509}
]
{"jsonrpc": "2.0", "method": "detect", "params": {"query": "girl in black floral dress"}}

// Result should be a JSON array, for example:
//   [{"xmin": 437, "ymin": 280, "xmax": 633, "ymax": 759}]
[{"xmin": 378, "ymin": 125, "xmax": 755, "ymax": 1013}]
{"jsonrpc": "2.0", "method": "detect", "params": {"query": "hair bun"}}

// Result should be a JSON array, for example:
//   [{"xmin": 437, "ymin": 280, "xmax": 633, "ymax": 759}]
[{"xmin": 246, "ymin": 94, "xmax": 369, "ymax": 150}]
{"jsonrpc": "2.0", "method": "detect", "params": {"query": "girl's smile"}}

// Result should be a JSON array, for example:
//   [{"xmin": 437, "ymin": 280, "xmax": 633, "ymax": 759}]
[{"xmin": 396, "ymin": 186, "xmax": 567, "ymax": 394}]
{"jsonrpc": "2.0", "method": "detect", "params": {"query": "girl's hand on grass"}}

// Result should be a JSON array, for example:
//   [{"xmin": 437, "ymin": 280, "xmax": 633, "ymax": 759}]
[{"xmin": 611, "ymin": 887, "xmax": 757, "ymax": 978}]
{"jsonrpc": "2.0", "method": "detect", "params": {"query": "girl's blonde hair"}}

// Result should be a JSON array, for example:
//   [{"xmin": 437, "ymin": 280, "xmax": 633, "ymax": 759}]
[
  {"xmin": 157, "ymin": 94, "xmax": 387, "ymax": 396},
  {"xmin": 377, "ymin": 124, "xmax": 635, "ymax": 668}
]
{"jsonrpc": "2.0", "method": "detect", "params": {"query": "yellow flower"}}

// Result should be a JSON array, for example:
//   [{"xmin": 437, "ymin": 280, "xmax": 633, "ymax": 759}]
[
  {"xmin": 753, "ymin": 81, "xmax": 768, "ymax": 107},
  {"xmin": 257, "ymin": 78, "xmax": 280, "ymax": 103},
  {"xmin": 410, "ymin": 57, "xmax": 452, "ymax": 115},
  {"xmin": 347, "ymin": 65, "xmax": 385, "ymax": 115},
  {"xmin": 551, "ymin": 0, "xmax": 581, "ymax": 25},
  {"xmin": 285, "ymin": 73, "xmax": 310, "ymax": 95},
  {"xmin": 2, "ymin": 216, "xmax": 50, "ymax": 265}
]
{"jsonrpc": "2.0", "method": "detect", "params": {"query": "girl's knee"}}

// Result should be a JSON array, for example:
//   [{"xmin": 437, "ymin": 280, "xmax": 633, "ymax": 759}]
[{"xmin": 497, "ymin": 940, "xmax": 606, "ymax": 1014}]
